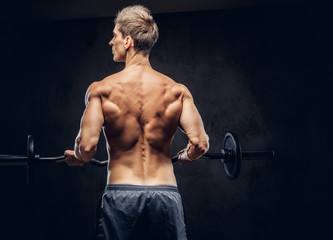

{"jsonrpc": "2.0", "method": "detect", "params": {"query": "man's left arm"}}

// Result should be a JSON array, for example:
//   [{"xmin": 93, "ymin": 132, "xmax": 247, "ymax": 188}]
[{"xmin": 65, "ymin": 82, "xmax": 104, "ymax": 165}]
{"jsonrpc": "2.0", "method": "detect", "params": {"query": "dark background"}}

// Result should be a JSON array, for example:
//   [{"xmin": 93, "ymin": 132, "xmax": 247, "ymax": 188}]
[{"xmin": 0, "ymin": 1, "xmax": 332, "ymax": 240}]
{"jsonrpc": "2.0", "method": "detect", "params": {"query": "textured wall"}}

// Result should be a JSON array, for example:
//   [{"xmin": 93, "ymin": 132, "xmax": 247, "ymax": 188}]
[{"xmin": 0, "ymin": 3, "xmax": 331, "ymax": 240}]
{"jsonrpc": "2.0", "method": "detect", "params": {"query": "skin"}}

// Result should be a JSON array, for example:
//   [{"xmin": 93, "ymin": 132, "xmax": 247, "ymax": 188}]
[{"xmin": 65, "ymin": 25, "xmax": 209, "ymax": 186}]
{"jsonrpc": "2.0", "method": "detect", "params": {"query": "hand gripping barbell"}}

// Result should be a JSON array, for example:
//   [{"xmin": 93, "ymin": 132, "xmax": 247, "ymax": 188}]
[{"xmin": 0, "ymin": 133, "xmax": 274, "ymax": 184}]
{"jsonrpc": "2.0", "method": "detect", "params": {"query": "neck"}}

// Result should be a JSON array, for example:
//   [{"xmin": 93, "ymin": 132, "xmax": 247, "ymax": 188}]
[{"xmin": 124, "ymin": 49, "xmax": 151, "ymax": 69}]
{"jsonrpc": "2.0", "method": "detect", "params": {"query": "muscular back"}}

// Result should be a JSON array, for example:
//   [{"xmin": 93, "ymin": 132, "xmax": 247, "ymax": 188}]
[{"xmin": 96, "ymin": 66, "xmax": 184, "ymax": 185}]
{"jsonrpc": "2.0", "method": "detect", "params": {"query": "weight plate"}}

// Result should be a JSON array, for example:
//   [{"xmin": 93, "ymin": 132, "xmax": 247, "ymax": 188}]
[
  {"xmin": 27, "ymin": 135, "xmax": 34, "ymax": 159},
  {"xmin": 27, "ymin": 135, "xmax": 35, "ymax": 185},
  {"xmin": 221, "ymin": 133, "xmax": 241, "ymax": 180}
]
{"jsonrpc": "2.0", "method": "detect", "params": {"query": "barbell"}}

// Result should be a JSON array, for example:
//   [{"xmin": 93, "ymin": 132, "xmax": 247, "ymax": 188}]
[
  {"xmin": 171, "ymin": 133, "xmax": 274, "ymax": 179},
  {"xmin": 0, "ymin": 133, "xmax": 274, "ymax": 184}
]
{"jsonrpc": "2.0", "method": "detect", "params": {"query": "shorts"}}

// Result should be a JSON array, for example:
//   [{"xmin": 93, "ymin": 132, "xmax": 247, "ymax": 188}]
[{"xmin": 95, "ymin": 184, "xmax": 187, "ymax": 240}]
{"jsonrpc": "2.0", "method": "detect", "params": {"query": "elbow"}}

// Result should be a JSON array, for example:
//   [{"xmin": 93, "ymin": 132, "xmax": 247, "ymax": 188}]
[
  {"xmin": 193, "ymin": 134, "xmax": 210, "ymax": 155},
  {"xmin": 201, "ymin": 135, "xmax": 210, "ymax": 154},
  {"xmin": 79, "ymin": 144, "xmax": 97, "ymax": 162},
  {"xmin": 204, "ymin": 134, "xmax": 210, "ymax": 153}
]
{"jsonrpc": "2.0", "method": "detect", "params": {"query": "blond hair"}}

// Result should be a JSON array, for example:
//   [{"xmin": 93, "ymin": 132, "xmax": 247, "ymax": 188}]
[{"xmin": 114, "ymin": 5, "xmax": 159, "ymax": 55}]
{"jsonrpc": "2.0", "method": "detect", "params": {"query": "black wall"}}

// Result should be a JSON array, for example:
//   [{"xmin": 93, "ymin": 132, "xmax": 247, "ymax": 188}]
[{"xmin": 0, "ymin": 3, "xmax": 331, "ymax": 240}]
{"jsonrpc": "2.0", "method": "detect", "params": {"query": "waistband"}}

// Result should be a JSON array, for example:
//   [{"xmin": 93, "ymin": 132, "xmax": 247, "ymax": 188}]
[{"xmin": 105, "ymin": 184, "xmax": 179, "ymax": 193}]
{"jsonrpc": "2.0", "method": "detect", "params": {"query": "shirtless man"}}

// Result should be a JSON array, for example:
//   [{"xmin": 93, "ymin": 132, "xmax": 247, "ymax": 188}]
[{"xmin": 65, "ymin": 5, "xmax": 209, "ymax": 240}]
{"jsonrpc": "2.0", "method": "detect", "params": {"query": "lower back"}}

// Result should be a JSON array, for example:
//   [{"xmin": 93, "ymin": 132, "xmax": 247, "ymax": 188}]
[{"xmin": 106, "ymin": 144, "xmax": 177, "ymax": 186}]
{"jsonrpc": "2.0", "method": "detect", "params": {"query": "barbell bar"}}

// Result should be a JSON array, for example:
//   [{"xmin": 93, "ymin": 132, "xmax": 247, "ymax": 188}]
[{"xmin": 0, "ymin": 133, "xmax": 274, "ymax": 183}]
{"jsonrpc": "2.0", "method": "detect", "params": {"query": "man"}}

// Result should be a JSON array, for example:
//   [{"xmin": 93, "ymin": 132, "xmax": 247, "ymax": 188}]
[{"xmin": 65, "ymin": 5, "xmax": 209, "ymax": 240}]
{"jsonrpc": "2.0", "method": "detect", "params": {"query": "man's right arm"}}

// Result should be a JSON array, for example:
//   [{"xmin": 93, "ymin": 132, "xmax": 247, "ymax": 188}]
[{"xmin": 178, "ymin": 86, "xmax": 209, "ymax": 162}]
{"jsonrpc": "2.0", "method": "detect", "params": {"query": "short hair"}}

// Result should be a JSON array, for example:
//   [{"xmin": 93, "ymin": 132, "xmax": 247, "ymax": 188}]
[{"xmin": 114, "ymin": 5, "xmax": 159, "ymax": 56}]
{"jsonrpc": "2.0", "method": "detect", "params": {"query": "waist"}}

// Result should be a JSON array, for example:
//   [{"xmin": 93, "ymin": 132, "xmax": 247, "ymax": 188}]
[
  {"xmin": 107, "ymin": 159, "xmax": 177, "ymax": 186},
  {"xmin": 105, "ymin": 184, "xmax": 179, "ymax": 193}
]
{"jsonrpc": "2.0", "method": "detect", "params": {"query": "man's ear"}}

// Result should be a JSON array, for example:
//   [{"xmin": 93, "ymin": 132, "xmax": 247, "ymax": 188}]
[{"xmin": 124, "ymin": 36, "xmax": 133, "ymax": 50}]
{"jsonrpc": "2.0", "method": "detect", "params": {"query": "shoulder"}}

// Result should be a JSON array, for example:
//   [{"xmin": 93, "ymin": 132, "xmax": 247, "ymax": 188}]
[
  {"xmin": 85, "ymin": 82, "xmax": 102, "ymax": 105},
  {"xmin": 179, "ymin": 84, "xmax": 193, "ymax": 101},
  {"xmin": 169, "ymin": 83, "xmax": 192, "ymax": 101},
  {"xmin": 85, "ymin": 76, "xmax": 115, "ymax": 105}
]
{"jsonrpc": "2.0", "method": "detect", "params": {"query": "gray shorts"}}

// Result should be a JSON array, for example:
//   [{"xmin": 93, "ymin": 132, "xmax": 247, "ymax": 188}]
[{"xmin": 95, "ymin": 184, "xmax": 187, "ymax": 240}]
